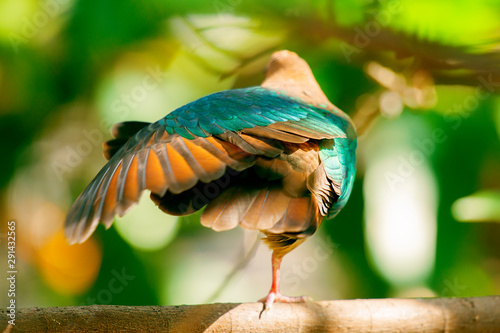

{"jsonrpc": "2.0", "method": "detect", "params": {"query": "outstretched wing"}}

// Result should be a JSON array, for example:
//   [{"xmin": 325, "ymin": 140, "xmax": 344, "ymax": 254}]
[{"xmin": 65, "ymin": 86, "xmax": 351, "ymax": 244}]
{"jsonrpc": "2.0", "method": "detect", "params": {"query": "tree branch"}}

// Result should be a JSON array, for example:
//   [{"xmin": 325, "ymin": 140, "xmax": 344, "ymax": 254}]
[{"xmin": 2, "ymin": 296, "xmax": 500, "ymax": 332}]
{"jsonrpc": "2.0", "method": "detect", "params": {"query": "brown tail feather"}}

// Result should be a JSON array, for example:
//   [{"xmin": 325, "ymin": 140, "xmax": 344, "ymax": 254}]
[
  {"xmin": 240, "ymin": 186, "xmax": 291, "ymax": 230},
  {"xmin": 266, "ymin": 196, "xmax": 321, "ymax": 236},
  {"xmin": 200, "ymin": 178, "xmax": 321, "ymax": 237},
  {"xmin": 201, "ymin": 185, "xmax": 261, "ymax": 231}
]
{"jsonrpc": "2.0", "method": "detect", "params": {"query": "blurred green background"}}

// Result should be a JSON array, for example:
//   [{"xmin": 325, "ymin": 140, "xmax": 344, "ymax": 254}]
[{"xmin": 1, "ymin": 0, "xmax": 500, "ymax": 308}]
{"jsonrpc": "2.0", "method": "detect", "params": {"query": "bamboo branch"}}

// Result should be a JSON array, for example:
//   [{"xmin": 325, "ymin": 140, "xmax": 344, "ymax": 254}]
[{"xmin": 2, "ymin": 296, "xmax": 500, "ymax": 332}]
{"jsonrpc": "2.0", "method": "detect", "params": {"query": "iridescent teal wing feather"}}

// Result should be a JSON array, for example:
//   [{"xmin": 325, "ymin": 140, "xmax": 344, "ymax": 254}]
[
  {"xmin": 319, "ymin": 136, "xmax": 357, "ymax": 218},
  {"xmin": 160, "ymin": 87, "xmax": 348, "ymax": 140}
]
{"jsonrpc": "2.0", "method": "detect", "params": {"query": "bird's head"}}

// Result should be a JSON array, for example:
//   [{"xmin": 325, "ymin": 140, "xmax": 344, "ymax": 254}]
[
  {"xmin": 262, "ymin": 50, "xmax": 332, "ymax": 107},
  {"xmin": 262, "ymin": 50, "xmax": 356, "ymax": 136},
  {"xmin": 264, "ymin": 50, "xmax": 311, "ymax": 81}
]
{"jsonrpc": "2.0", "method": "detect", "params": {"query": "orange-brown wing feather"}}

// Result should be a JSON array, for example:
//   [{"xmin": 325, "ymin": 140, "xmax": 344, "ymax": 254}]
[
  {"xmin": 122, "ymin": 155, "xmax": 140, "ymax": 204},
  {"xmin": 165, "ymin": 143, "xmax": 198, "ymax": 193},
  {"xmin": 100, "ymin": 162, "xmax": 122, "ymax": 228},
  {"xmin": 145, "ymin": 149, "xmax": 168, "ymax": 195},
  {"xmin": 182, "ymin": 139, "xmax": 227, "ymax": 181},
  {"xmin": 65, "ymin": 125, "xmax": 257, "ymax": 244}
]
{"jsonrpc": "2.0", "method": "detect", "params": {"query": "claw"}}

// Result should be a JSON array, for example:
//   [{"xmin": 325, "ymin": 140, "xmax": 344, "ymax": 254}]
[
  {"xmin": 259, "ymin": 292, "xmax": 311, "ymax": 318},
  {"xmin": 258, "ymin": 249, "xmax": 312, "ymax": 318}
]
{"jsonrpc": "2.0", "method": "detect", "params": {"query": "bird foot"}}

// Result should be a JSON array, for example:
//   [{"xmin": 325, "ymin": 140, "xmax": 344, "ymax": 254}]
[{"xmin": 258, "ymin": 292, "xmax": 312, "ymax": 318}]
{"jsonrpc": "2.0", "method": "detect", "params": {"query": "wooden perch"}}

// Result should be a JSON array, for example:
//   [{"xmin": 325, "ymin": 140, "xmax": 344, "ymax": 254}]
[{"xmin": 2, "ymin": 296, "xmax": 500, "ymax": 332}]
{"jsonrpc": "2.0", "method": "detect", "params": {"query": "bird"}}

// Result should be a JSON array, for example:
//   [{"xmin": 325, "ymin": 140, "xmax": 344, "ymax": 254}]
[{"xmin": 65, "ymin": 50, "xmax": 357, "ymax": 312}]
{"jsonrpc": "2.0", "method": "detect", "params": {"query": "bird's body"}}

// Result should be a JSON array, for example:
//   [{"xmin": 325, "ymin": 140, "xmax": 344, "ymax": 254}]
[{"xmin": 65, "ymin": 51, "xmax": 356, "ymax": 310}]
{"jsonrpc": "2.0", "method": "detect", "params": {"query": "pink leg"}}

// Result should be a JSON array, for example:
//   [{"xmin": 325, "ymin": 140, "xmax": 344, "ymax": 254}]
[{"xmin": 259, "ymin": 251, "xmax": 310, "ymax": 314}]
